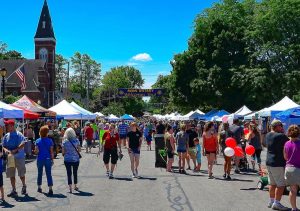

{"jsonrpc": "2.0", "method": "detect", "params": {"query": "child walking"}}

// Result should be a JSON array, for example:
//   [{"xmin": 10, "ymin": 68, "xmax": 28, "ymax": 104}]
[{"xmin": 194, "ymin": 138, "xmax": 201, "ymax": 172}]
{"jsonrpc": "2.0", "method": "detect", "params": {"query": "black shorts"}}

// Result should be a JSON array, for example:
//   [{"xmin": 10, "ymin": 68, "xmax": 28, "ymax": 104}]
[
  {"xmin": 167, "ymin": 151, "xmax": 174, "ymax": 159},
  {"xmin": 103, "ymin": 149, "xmax": 118, "ymax": 165},
  {"xmin": 0, "ymin": 172, "xmax": 3, "ymax": 187}
]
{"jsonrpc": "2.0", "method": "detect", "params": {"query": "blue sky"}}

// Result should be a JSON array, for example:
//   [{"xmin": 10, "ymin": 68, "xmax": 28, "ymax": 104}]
[{"xmin": 0, "ymin": 0, "xmax": 217, "ymax": 88}]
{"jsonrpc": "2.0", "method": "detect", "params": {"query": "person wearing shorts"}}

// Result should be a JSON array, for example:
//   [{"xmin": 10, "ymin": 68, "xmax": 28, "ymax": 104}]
[
  {"xmin": 186, "ymin": 124, "xmax": 198, "ymax": 171},
  {"xmin": 101, "ymin": 124, "xmax": 121, "ymax": 179},
  {"xmin": 265, "ymin": 120, "xmax": 289, "ymax": 210},
  {"xmin": 176, "ymin": 124, "xmax": 189, "ymax": 174},
  {"xmin": 127, "ymin": 122, "xmax": 142, "ymax": 178},
  {"xmin": 165, "ymin": 125, "xmax": 175, "ymax": 172},
  {"xmin": 2, "ymin": 120, "xmax": 27, "ymax": 197},
  {"xmin": 203, "ymin": 121, "xmax": 218, "ymax": 179},
  {"xmin": 284, "ymin": 125, "xmax": 300, "ymax": 211}
]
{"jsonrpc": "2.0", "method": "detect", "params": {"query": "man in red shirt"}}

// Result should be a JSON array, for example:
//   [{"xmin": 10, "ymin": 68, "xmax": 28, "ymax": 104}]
[
  {"xmin": 84, "ymin": 122, "xmax": 94, "ymax": 153},
  {"xmin": 100, "ymin": 124, "xmax": 121, "ymax": 179}
]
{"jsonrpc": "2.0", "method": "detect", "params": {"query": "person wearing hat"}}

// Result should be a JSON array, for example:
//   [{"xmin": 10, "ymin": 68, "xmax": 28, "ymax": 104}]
[
  {"xmin": 264, "ymin": 119, "xmax": 289, "ymax": 210},
  {"xmin": 2, "ymin": 120, "xmax": 27, "ymax": 197}
]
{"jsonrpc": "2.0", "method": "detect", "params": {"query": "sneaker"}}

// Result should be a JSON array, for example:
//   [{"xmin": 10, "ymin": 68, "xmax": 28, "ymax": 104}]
[
  {"xmin": 271, "ymin": 202, "xmax": 289, "ymax": 210},
  {"xmin": 268, "ymin": 201, "xmax": 273, "ymax": 208},
  {"xmin": 208, "ymin": 175, "xmax": 214, "ymax": 179},
  {"xmin": 223, "ymin": 174, "xmax": 227, "ymax": 178},
  {"xmin": 181, "ymin": 170, "xmax": 186, "ymax": 174},
  {"xmin": 109, "ymin": 172, "xmax": 114, "ymax": 179},
  {"xmin": 226, "ymin": 175, "xmax": 231, "ymax": 180},
  {"xmin": 37, "ymin": 188, "xmax": 42, "ymax": 193},
  {"xmin": 106, "ymin": 171, "xmax": 110, "ymax": 177},
  {"xmin": 7, "ymin": 190, "xmax": 17, "ymax": 197},
  {"xmin": 186, "ymin": 167, "xmax": 191, "ymax": 170},
  {"xmin": 132, "ymin": 172, "xmax": 136, "ymax": 178},
  {"xmin": 234, "ymin": 169, "xmax": 240, "ymax": 174},
  {"xmin": 48, "ymin": 189, "xmax": 53, "ymax": 196},
  {"xmin": 21, "ymin": 186, "xmax": 27, "ymax": 195}
]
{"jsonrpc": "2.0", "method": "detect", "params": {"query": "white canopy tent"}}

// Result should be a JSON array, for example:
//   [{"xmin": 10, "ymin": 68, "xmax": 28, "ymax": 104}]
[
  {"xmin": 259, "ymin": 96, "xmax": 299, "ymax": 117},
  {"xmin": 49, "ymin": 100, "xmax": 83, "ymax": 120},
  {"xmin": 107, "ymin": 114, "xmax": 120, "ymax": 121},
  {"xmin": 182, "ymin": 110, "xmax": 204, "ymax": 120},
  {"xmin": 234, "ymin": 105, "xmax": 252, "ymax": 116},
  {"xmin": 95, "ymin": 112, "xmax": 105, "ymax": 117},
  {"xmin": 70, "ymin": 102, "xmax": 96, "ymax": 120}
]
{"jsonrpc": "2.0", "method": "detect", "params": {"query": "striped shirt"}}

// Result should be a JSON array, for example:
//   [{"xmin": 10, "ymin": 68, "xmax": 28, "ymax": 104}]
[{"xmin": 118, "ymin": 124, "xmax": 128, "ymax": 135}]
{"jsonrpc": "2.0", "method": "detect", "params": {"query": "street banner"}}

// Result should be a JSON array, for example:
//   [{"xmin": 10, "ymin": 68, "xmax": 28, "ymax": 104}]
[{"xmin": 118, "ymin": 88, "xmax": 164, "ymax": 97}]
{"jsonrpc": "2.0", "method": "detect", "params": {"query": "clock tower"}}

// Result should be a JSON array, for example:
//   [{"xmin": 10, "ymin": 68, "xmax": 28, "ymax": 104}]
[{"xmin": 34, "ymin": 0, "xmax": 56, "ymax": 106}]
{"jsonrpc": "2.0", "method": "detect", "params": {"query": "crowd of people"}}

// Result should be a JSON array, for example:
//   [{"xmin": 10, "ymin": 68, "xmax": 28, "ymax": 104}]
[{"xmin": 0, "ymin": 117, "xmax": 299, "ymax": 210}]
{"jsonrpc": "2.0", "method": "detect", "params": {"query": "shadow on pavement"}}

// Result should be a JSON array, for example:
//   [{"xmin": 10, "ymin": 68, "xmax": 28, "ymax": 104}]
[
  {"xmin": 14, "ymin": 194, "xmax": 40, "ymax": 202},
  {"xmin": 240, "ymin": 188, "xmax": 259, "ymax": 191},
  {"xmin": 0, "ymin": 200, "xmax": 15, "ymax": 208},
  {"xmin": 137, "ymin": 176, "xmax": 157, "ymax": 180},
  {"xmin": 214, "ymin": 177, "xmax": 254, "ymax": 182},
  {"xmin": 113, "ymin": 177, "xmax": 133, "ymax": 181},
  {"xmin": 42, "ymin": 193, "xmax": 67, "ymax": 198},
  {"xmin": 72, "ymin": 190, "xmax": 94, "ymax": 197}
]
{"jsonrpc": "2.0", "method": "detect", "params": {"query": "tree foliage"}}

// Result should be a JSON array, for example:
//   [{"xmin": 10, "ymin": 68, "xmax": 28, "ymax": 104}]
[
  {"xmin": 0, "ymin": 41, "xmax": 23, "ymax": 60},
  {"xmin": 163, "ymin": 0, "xmax": 300, "ymax": 113}
]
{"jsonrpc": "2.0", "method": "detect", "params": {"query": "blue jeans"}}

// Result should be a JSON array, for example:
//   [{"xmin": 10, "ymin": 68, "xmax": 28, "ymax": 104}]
[{"xmin": 37, "ymin": 159, "xmax": 53, "ymax": 187}]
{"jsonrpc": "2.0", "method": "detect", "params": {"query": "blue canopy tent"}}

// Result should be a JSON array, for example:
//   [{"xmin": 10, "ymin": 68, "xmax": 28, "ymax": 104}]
[
  {"xmin": 275, "ymin": 107, "xmax": 300, "ymax": 130},
  {"xmin": 121, "ymin": 114, "xmax": 134, "ymax": 121},
  {"xmin": 200, "ymin": 109, "xmax": 218, "ymax": 121},
  {"xmin": 0, "ymin": 101, "xmax": 24, "ymax": 118},
  {"xmin": 210, "ymin": 110, "xmax": 230, "ymax": 121}
]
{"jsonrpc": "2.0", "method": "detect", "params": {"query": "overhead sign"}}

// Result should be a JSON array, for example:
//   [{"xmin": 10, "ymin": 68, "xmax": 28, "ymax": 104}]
[{"xmin": 118, "ymin": 88, "xmax": 164, "ymax": 97}]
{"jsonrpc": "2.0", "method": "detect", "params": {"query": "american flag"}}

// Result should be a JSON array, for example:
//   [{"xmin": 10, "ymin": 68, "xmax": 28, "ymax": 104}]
[{"xmin": 15, "ymin": 64, "xmax": 26, "ymax": 90}]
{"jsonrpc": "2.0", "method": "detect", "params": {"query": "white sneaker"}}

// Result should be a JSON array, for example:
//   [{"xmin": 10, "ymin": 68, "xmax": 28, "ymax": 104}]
[
  {"xmin": 135, "ymin": 169, "xmax": 139, "ymax": 178},
  {"xmin": 272, "ymin": 202, "xmax": 289, "ymax": 210},
  {"xmin": 268, "ymin": 201, "xmax": 273, "ymax": 208},
  {"xmin": 132, "ymin": 172, "xmax": 136, "ymax": 178}
]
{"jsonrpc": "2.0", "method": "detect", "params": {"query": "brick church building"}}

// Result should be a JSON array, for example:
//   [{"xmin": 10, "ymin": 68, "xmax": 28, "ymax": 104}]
[{"xmin": 0, "ymin": 0, "xmax": 56, "ymax": 107}]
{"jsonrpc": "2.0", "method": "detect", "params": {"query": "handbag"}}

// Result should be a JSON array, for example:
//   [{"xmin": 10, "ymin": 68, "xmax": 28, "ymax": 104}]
[
  {"xmin": 69, "ymin": 140, "xmax": 82, "ymax": 159},
  {"xmin": 7, "ymin": 154, "xmax": 15, "ymax": 168}
]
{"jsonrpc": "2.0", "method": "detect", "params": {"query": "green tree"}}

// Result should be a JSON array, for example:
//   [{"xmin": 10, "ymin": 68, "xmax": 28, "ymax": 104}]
[
  {"xmin": 55, "ymin": 54, "xmax": 68, "ymax": 91},
  {"xmin": 0, "ymin": 41, "xmax": 24, "ymax": 60},
  {"xmin": 99, "ymin": 66, "xmax": 145, "ymax": 114},
  {"xmin": 101, "ymin": 102, "xmax": 125, "ymax": 117}
]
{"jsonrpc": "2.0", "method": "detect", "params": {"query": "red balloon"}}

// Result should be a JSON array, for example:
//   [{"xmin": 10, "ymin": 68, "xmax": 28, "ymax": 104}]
[
  {"xmin": 234, "ymin": 146, "xmax": 244, "ymax": 157},
  {"xmin": 244, "ymin": 128, "xmax": 249, "ymax": 135},
  {"xmin": 225, "ymin": 137, "xmax": 237, "ymax": 148},
  {"xmin": 245, "ymin": 145, "xmax": 255, "ymax": 156}
]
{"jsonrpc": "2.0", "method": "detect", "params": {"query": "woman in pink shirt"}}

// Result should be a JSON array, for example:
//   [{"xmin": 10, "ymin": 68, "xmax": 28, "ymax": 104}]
[{"xmin": 284, "ymin": 125, "xmax": 300, "ymax": 211}]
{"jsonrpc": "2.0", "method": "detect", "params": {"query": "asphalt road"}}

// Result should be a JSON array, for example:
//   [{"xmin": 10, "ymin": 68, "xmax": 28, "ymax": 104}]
[{"xmin": 1, "ymin": 142, "xmax": 298, "ymax": 211}]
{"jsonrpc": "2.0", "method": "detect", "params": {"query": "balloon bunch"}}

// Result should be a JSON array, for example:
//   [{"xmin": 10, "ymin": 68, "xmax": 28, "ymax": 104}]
[{"xmin": 224, "ymin": 137, "xmax": 256, "ymax": 157}]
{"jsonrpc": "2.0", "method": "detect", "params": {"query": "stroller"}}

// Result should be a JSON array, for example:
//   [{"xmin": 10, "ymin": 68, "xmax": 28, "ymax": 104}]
[{"xmin": 239, "ymin": 139, "xmax": 250, "ymax": 171}]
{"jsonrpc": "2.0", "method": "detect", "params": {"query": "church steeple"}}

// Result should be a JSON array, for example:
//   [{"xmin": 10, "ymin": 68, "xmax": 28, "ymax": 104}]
[{"xmin": 34, "ymin": 0, "xmax": 55, "ymax": 40}]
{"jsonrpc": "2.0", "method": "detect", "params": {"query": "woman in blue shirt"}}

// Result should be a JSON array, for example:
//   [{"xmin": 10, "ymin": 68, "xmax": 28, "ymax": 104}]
[
  {"xmin": 62, "ymin": 128, "xmax": 81, "ymax": 193},
  {"xmin": 35, "ymin": 125, "xmax": 54, "ymax": 196}
]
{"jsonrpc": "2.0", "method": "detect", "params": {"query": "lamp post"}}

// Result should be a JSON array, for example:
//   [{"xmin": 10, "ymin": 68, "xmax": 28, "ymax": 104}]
[{"xmin": 0, "ymin": 68, "xmax": 7, "ymax": 99}]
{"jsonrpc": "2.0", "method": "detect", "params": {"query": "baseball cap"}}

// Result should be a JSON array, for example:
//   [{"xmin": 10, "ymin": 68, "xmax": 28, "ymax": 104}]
[
  {"xmin": 4, "ymin": 119, "xmax": 15, "ymax": 126},
  {"xmin": 271, "ymin": 119, "xmax": 283, "ymax": 127}
]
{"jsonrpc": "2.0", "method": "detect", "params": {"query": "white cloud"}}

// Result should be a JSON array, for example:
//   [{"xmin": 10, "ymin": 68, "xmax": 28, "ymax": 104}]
[{"xmin": 131, "ymin": 53, "xmax": 152, "ymax": 62}]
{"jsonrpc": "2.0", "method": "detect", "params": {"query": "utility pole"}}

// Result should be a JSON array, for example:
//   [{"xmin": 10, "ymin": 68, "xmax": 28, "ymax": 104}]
[
  {"xmin": 67, "ymin": 61, "xmax": 70, "ymax": 99},
  {"xmin": 86, "ymin": 65, "xmax": 90, "ymax": 109}
]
